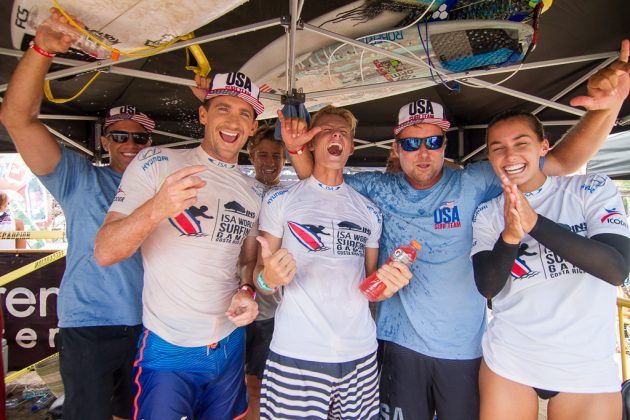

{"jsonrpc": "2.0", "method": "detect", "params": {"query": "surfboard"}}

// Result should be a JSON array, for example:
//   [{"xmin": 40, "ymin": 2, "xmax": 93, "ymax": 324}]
[
  {"xmin": 11, "ymin": 0, "xmax": 248, "ymax": 56},
  {"xmin": 243, "ymin": 2, "xmax": 537, "ymax": 119},
  {"xmin": 240, "ymin": 0, "xmax": 414, "ymax": 81}
]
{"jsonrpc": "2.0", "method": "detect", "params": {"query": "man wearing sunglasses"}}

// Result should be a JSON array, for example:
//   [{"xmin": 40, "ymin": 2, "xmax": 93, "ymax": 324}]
[
  {"xmin": 0, "ymin": 12, "xmax": 153, "ymax": 419},
  {"xmin": 281, "ymin": 45, "xmax": 629, "ymax": 420}
]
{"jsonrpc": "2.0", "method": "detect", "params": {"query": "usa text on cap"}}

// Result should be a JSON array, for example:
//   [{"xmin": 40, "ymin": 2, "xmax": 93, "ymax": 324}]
[
  {"xmin": 394, "ymin": 99, "xmax": 451, "ymax": 135},
  {"xmin": 104, "ymin": 105, "xmax": 156, "ymax": 132},
  {"xmin": 204, "ymin": 72, "xmax": 264, "ymax": 116}
]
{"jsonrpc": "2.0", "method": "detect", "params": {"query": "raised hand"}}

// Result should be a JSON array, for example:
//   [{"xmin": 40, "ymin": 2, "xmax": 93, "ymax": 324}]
[
  {"xmin": 374, "ymin": 261, "xmax": 413, "ymax": 301},
  {"xmin": 33, "ymin": 7, "xmax": 85, "ymax": 55},
  {"xmin": 226, "ymin": 290, "xmax": 258, "ymax": 326},
  {"xmin": 257, "ymin": 235, "xmax": 296, "ymax": 288},
  {"xmin": 190, "ymin": 74, "xmax": 212, "ymax": 103},
  {"xmin": 151, "ymin": 165, "xmax": 207, "ymax": 220},
  {"xmin": 276, "ymin": 109, "xmax": 322, "ymax": 153},
  {"xmin": 570, "ymin": 39, "xmax": 629, "ymax": 110}
]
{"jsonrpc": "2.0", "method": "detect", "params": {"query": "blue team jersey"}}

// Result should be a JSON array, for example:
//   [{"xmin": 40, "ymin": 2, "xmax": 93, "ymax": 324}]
[
  {"xmin": 38, "ymin": 147, "xmax": 143, "ymax": 327},
  {"xmin": 345, "ymin": 162, "xmax": 501, "ymax": 359}
]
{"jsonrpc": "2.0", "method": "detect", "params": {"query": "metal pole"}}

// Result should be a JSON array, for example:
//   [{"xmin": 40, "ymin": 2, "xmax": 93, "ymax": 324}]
[
  {"xmin": 532, "ymin": 56, "xmax": 616, "ymax": 115},
  {"xmin": 287, "ymin": 0, "xmax": 299, "ymax": 93},
  {"xmin": 464, "ymin": 78, "xmax": 586, "ymax": 117}
]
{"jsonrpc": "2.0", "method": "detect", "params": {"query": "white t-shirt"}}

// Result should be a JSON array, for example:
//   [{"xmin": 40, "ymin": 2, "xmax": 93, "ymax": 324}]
[
  {"xmin": 111, "ymin": 146, "xmax": 263, "ymax": 346},
  {"xmin": 260, "ymin": 176, "xmax": 383, "ymax": 363},
  {"xmin": 0, "ymin": 210, "xmax": 17, "ymax": 249},
  {"xmin": 471, "ymin": 174, "xmax": 630, "ymax": 392}
]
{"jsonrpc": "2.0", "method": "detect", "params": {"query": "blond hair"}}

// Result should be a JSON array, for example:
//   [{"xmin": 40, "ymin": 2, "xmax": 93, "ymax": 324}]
[{"xmin": 311, "ymin": 105, "xmax": 358, "ymax": 136}]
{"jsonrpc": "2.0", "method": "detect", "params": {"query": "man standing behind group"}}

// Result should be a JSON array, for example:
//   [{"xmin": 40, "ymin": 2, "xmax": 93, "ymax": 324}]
[
  {"xmin": 244, "ymin": 125, "xmax": 287, "ymax": 419},
  {"xmin": 94, "ymin": 72, "xmax": 262, "ymax": 419},
  {"xmin": 0, "ymin": 9, "xmax": 151, "ymax": 420},
  {"xmin": 282, "ymin": 41, "xmax": 629, "ymax": 420},
  {"xmin": 256, "ymin": 106, "xmax": 411, "ymax": 419}
]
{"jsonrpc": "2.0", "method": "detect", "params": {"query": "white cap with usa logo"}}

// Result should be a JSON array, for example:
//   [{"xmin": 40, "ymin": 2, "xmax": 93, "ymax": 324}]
[
  {"xmin": 394, "ymin": 99, "xmax": 451, "ymax": 135},
  {"xmin": 204, "ymin": 72, "xmax": 264, "ymax": 116},
  {"xmin": 104, "ymin": 105, "xmax": 156, "ymax": 133}
]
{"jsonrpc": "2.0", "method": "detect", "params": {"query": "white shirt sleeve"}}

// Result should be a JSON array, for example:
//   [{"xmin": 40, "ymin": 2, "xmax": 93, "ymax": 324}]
[
  {"xmin": 583, "ymin": 174, "xmax": 630, "ymax": 238},
  {"xmin": 471, "ymin": 198, "xmax": 502, "ymax": 256},
  {"xmin": 365, "ymin": 202, "xmax": 383, "ymax": 249},
  {"xmin": 259, "ymin": 185, "xmax": 289, "ymax": 238}
]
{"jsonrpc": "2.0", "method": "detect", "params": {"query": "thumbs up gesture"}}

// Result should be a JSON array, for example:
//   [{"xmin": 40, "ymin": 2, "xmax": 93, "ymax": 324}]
[{"xmin": 257, "ymin": 235, "xmax": 297, "ymax": 290}]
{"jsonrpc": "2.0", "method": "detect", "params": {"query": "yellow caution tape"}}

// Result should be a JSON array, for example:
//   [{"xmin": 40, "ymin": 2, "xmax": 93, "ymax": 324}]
[
  {"xmin": 0, "ymin": 231, "xmax": 66, "ymax": 240},
  {"xmin": 5, "ymin": 352, "xmax": 60, "ymax": 384},
  {"xmin": 0, "ymin": 250, "xmax": 67, "ymax": 287}
]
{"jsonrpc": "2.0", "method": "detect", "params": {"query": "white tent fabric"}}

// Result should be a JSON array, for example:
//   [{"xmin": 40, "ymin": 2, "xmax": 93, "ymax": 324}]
[{"xmin": 587, "ymin": 131, "xmax": 630, "ymax": 179}]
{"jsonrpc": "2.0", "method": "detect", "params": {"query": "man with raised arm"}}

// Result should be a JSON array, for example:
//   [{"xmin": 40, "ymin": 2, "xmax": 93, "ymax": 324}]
[
  {"xmin": 0, "ymin": 9, "xmax": 153, "ymax": 420},
  {"xmin": 256, "ymin": 105, "xmax": 411, "ymax": 419},
  {"xmin": 94, "ymin": 71, "xmax": 263, "ymax": 419},
  {"xmin": 279, "ymin": 40, "xmax": 630, "ymax": 420}
]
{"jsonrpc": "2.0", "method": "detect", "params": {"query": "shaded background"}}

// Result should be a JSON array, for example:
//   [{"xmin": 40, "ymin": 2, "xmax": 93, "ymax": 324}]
[{"xmin": 0, "ymin": 0, "xmax": 629, "ymax": 168}]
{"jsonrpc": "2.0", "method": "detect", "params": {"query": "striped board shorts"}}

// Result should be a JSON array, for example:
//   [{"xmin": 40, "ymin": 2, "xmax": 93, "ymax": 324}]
[{"xmin": 260, "ymin": 350, "xmax": 379, "ymax": 419}]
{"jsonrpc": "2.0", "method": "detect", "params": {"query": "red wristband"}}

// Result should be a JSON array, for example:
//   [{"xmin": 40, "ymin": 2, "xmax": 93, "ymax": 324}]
[
  {"xmin": 29, "ymin": 41, "xmax": 56, "ymax": 58},
  {"xmin": 238, "ymin": 284, "xmax": 256, "ymax": 300},
  {"xmin": 288, "ymin": 145, "xmax": 304, "ymax": 156}
]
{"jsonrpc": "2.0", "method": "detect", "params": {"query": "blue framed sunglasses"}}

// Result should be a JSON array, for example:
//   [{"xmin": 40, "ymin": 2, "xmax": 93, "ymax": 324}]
[
  {"xmin": 106, "ymin": 131, "xmax": 151, "ymax": 145},
  {"xmin": 397, "ymin": 135, "xmax": 445, "ymax": 152}
]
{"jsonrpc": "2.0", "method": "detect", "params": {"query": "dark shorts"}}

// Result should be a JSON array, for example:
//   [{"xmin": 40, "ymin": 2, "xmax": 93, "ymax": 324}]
[
  {"xmin": 533, "ymin": 387, "xmax": 559, "ymax": 400},
  {"xmin": 246, "ymin": 318, "xmax": 274, "ymax": 379},
  {"xmin": 57, "ymin": 325, "xmax": 142, "ymax": 420},
  {"xmin": 378, "ymin": 340, "xmax": 481, "ymax": 420}
]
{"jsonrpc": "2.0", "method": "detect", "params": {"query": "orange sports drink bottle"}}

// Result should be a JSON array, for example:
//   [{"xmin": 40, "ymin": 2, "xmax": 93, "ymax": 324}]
[{"xmin": 359, "ymin": 240, "xmax": 421, "ymax": 301}]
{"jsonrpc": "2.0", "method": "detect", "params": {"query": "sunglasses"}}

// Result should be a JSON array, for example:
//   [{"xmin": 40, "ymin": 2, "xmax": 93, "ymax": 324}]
[
  {"xmin": 106, "ymin": 131, "xmax": 151, "ymax": 145},
  {"xmin": 397, "ymin": 135, "xmax": 445, "ymax": 152}
]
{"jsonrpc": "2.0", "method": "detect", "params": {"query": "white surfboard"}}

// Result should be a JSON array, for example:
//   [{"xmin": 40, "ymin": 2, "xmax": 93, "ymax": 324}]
[
  {"xmin": 240, "ymin": 0, "xmax": 412, "ymax": 82},
  {"xmin": 11, "ymin": 0, "xmax": 248, "ymax": 55},
  {"xmin": 243, "ymin": 4, "xmax": 534, "ymax": 119}
]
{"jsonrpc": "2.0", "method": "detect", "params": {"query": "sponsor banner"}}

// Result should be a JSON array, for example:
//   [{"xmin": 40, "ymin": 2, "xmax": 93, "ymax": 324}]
[{"xmin": 0, "ymin": 251, "xmax": 62, "ymax": 371}]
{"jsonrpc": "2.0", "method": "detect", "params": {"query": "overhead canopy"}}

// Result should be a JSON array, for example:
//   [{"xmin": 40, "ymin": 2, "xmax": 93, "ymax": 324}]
[
  {"xmin": 0, "ymin": 0, "xmax": 629, "ymax": 168},
  {"xmin": 587, "ymin": 131, "xmax": 630, "ymax": 179}
]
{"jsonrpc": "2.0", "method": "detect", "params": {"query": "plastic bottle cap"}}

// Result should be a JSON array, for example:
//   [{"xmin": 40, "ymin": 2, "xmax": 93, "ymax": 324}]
[{"xmin": 410, "ymin": 240, "xmax": 421, "ymax": 250}]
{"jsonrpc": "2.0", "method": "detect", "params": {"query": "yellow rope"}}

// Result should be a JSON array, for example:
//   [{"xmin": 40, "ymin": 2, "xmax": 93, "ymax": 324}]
[{"xmin": 44, "ymin": 71, "xmax": 101, "ymax": 103}]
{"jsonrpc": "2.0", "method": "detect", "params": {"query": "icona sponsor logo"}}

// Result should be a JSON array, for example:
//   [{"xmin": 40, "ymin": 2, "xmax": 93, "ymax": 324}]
[
  {"xmin": 113, "ymin": 186, "xmax": 126, "ymax": 202},
  {"xmin": 600, "ymin": 208, "xmax": 627, "ymax": 227}
]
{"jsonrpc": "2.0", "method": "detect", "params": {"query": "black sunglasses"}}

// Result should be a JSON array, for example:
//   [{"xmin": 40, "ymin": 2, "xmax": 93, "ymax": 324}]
[
  {"xmin": 397, "ymin": 135, "xmax": 445, "ymax": 152},
  {"xmin": 106, "ymin": 131, "xmax": 151, "ymax": 145}
]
